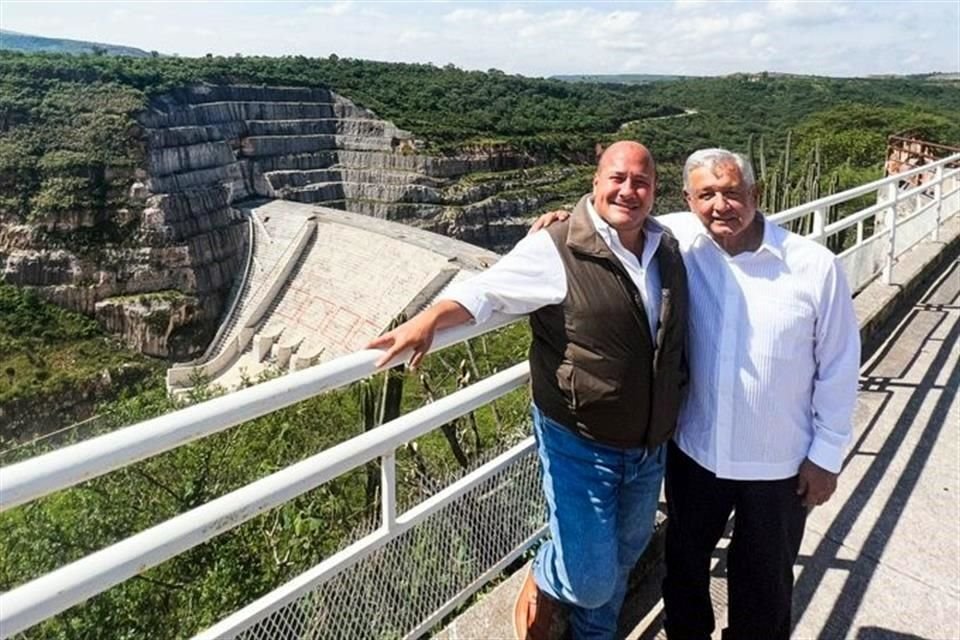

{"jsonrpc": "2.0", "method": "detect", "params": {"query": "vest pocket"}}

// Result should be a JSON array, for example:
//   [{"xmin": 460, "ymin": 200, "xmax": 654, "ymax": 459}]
[{"xmin": 569, "ymin": 363, "xmax": 620, "ymax": 408}]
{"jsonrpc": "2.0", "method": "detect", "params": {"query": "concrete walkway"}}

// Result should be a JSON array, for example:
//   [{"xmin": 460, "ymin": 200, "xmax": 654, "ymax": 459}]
[{"xmin": 791, "ymin": 258, "xmax": 959, "ymax": 639}]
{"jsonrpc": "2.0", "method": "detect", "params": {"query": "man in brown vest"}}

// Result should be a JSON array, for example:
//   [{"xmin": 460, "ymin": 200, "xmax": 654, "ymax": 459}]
[{"xmin": 368, "ymin": 141, "xmax": 688, "ymax": 639}]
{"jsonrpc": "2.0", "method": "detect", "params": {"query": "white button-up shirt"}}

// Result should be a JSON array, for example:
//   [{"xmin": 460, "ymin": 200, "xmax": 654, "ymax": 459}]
[
  {"xmin": 442, "ymin": 199, "xmax": 665, "ymax": 340},
  {"xmin": 659, "ymin": 211, "xmax": 860, "ymax": 480}
]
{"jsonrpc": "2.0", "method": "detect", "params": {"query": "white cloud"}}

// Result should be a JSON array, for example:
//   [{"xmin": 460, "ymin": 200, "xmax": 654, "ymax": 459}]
[
  {"xmin": 733, "ymin": 11, "xmax": 764, "ymax": 31},
  {"xmin": 592, "ymin": 10, "xmax": 644, "ymax": 35},
  {"xmin": 750, "ymin": 33, "xmax": 771, "ymax": 48},
  {"xmin": 767, "ymin": 0, "xmax": 850, "ymax": 24},
  {"xmin": 518, "ymin": 9, "xmax": 590, "ymax": 39},
  {"xmin": 598, "ymin": 39, "xmax": 648, "ymax": 53},
  {"xmin": 305, "ymin": 1, "xmax": 353, "ymax": 17},
  {"xmin": 0, "ymin": 0, "xmax": 955, "ymax": 79},
  {"xmin": 443, "ymin": 8, "xmax": 483, "ymax": 24},
  {"xmin": 397, "ymin": 29, "xmax": 435, "ymax": 45},
  {"xmin": 674, "ymin": 0, "xmax": 711, "ymax": 12}
]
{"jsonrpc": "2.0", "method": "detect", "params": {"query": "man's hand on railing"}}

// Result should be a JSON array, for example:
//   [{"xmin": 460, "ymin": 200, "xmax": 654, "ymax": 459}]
[
  {"xmin": 528, "ymin": 209, "xmax": 570, "ymax": 235},
  {"xmin": 367, "ymin": 300, "xmax": 474, "ymax": 369},
  {"xmin": 367, "ymin": 313, "xmax": 438, "ymax": 369}
]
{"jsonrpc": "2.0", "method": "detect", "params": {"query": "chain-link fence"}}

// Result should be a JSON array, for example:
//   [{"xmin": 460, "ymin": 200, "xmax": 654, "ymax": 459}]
[{"xmin": 225, "ymin": 442, "xmax": 545, "ymax": 640}]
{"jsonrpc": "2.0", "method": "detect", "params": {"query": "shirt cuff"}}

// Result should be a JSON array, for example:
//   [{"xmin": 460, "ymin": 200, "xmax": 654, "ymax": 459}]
[
  {"xmin": 439, "ymin": 289, "xmax": 493, "ymax": 325},
  {"xmin": 806, "ymin": 435, "xmax": 846, "ymax": 474}
]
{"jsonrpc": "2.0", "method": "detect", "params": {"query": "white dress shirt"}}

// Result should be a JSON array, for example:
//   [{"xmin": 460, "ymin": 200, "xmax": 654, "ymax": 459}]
[
  {"xmin": 658, "ymin": 211, "xmax": 860, "ymax": 480},
  {"xmin": 442, "ymin": 199, "xmax": 665, "ymax": 341}
]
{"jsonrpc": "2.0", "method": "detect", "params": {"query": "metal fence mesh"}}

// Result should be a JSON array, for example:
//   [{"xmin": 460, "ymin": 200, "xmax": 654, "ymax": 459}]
[{"xmin": 231, "ymin": 446, "xmax": 545, "ymax": 640}]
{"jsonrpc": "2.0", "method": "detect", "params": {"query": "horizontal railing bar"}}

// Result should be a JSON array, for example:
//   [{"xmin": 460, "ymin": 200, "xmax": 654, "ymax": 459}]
[
  {"xmin": 822, "ymin": 200, "xmax": 889, "ymax": 236},
  {"xmin": 838, "ymin": 228, "xmax": 888, "ymax": 259},
  {"xmin": 0, "ymin": 312, "xmax": 521, "ymax": 513},
  {"xmin": 0, "ymin": 363, "xmax": 530, "ymax": 638},
  {"xmin": 893, "ymin": 169, "xmax": 959, "ymax": 203},
  {"xmin": 892, "ymin": 202, "xmax": 950, "ymax": 258},
  {"xmin": 196, "ymin": 437, "xmax": 537, "ymax": 640},
  {"xmin": 395, "ymin": 438, "xmax": 535, "ymax": 529},
  {"xmin": 898, "ymin": 199, "xmax": 940, "ymax": 227}
]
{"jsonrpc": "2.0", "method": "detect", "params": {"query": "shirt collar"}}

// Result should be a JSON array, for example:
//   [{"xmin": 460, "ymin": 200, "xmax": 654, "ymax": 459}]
[
  {"xmin": 586, "ymin": 198, "xmax": 664, "ymax": 269},
  {"xmin": 690, "ymin": 211, "xmax": 784, "ymax": 261},
  {"xmin": 757, "ymin": 215, "xmax": 785, "ymax": 260}
]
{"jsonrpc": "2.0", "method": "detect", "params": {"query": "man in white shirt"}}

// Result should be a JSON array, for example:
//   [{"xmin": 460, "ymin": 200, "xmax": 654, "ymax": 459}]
[
  {"xmin": 656, "ymin": 149, "xmax": 859, "ymax": 640},
  {"xmin": 368, "ymin": 141, "xmax": 690, "ymax": 640}
]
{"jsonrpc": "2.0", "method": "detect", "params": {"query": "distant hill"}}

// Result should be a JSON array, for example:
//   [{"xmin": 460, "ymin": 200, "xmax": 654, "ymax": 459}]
[
  {"xmin": 0, "ymin": 29, "xmax": 151, "ymax": 57},
  {"xmin": 551, "ymin": 73, "xmax": 689, "ymax": 85}
]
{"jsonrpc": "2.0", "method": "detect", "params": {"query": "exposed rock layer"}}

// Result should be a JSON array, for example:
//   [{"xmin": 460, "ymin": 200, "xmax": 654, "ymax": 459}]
[{"xmin": 1, "ymin": 84, "xmax": 567, "ymax": 356}]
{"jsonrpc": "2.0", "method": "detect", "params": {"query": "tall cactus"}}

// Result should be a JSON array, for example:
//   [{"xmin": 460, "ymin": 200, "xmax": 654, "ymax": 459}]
[{"xmin": 359, "ymin": 314, "xmax": 410, "ymax": 503}]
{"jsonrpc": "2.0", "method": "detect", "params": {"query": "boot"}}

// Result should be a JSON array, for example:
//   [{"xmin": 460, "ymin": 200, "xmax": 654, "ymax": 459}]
[{"xmin": 513, "ymin": 568, "xmax": 568, "ymax": 640}]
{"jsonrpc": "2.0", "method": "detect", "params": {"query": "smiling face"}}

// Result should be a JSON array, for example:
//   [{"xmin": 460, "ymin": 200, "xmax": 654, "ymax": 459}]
[
  {"xmin": 685, "ymin": 162, "xmax": 759, "ymax": 244},
  {"xmin": 592, "ymin": 142, "xmax": 656, "ymax": 235}
]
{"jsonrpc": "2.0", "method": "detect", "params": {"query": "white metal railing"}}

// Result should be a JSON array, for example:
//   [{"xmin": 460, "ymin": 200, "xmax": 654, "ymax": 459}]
[
  {"xmin": 0, "ymin": 312, "xmax": 521, "ymax": 638},
  {"xmin": 768, "ymin": 152, "xmax": 960, "ymax": 291},
  {"xmin": 2, "ymin": 154, "xmax": 959, "ymax": 639}
]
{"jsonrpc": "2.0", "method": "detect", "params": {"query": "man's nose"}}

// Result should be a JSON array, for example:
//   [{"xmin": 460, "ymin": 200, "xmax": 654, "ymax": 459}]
[{"xmin": 711, "ymin": 193, "xmax": 729, "ymax": 209}]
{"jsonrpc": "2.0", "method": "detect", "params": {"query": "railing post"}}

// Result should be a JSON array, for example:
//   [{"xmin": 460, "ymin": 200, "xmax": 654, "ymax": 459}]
[
  {"xmin": 811, "ymin": 208, "xmax": 826, "ymax": 245},
  {"xmin": 381, "ymin": 451, "xmax": 397, "ymax": 532},
  {"xmin": 884, "ymin": 184, "xmax": 899, "ymax": 285},
  {"xmin": 932, "ymin": 164, "xmax": 944, "ymax": 242}
]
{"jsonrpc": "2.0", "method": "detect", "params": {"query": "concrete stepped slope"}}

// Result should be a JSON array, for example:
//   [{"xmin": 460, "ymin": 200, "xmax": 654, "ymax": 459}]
[
  {"xmin": 137, "ymin": 83, "xmax": 562, "ymax": 255},
  {"xmin": 167, "ymin": 200, "xmax": 499, "ymax": 393}
]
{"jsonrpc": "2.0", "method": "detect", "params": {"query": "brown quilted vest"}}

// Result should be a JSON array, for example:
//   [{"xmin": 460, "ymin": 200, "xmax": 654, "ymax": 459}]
[{"xmin": 529, "ymin": 194, "xmax": 688, "ymax": 448}]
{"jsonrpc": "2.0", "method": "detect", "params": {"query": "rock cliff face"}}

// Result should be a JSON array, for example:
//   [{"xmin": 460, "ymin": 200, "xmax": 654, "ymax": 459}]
[
  {"xmin": 139, "ymin": 84, "xmax": 553, "ymax": 250},
  {"xmin": 1, "ymin": 84, "xmax": 572, "ymax": 357}
]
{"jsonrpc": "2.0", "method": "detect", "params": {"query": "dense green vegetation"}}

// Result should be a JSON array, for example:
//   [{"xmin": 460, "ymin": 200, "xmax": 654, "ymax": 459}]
[
  {"xmin": 0, "ymin": 285, "xmax": 159, "ymax": 440},
  {"xmin": 552, "ymin": 73, "xmax": 688, "ymax": 84},
  {"xmin": 1, "ymin": 52, "xmax": 957, "ymax": 219},
  {"xmin": 0, "ymin": 319, "xmax": 532, "ymax": 638}
]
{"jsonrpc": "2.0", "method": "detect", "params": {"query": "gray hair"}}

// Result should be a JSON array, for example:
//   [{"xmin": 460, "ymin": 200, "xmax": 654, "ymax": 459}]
[{"xmin": 682, "ymin": 148, "xmax": 756, "ymax": 191}]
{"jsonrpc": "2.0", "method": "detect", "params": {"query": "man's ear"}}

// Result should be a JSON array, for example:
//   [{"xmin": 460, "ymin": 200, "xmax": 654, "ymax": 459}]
[{"xmin": 594, "ymin": 143, "xmax": 605, "ymax": 161}]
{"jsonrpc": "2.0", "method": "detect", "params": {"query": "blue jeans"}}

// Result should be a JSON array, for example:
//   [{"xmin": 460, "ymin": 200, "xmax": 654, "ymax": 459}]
[{"xmin": 531, "ymin": 405, "xmax": 666, "ymax": 640}]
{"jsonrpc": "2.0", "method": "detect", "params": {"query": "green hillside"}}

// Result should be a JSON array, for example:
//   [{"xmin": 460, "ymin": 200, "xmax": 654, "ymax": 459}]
[
  {"xmin": 551, "ymin": 73, "xmax": 689, "ymax": 84},
  {"xmin": 0, "ymin": 30, "xmax": 151, "ymax": 57},
  {"xmin": 0, "ymin": 285, "xmax": 160, "ymax": 443},
  {"xmin": 1, "ymin": 51, "xmax": 957, "ymax": 223}
]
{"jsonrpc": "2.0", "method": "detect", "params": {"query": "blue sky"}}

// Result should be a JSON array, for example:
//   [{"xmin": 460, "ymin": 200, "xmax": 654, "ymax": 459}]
[{"xmin": 1, "ymin": 1, "xmax": 958, "ymax": 78}]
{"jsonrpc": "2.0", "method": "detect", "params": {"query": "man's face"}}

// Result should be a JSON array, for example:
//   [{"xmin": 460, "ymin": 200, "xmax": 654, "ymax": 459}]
[
  {"xmin": 685, "ymin": 163, "xmax": 758, "ymax": 241},
  {"xmin": 592, "ymin": 146, "xmax": 656, "ymax": 233}
]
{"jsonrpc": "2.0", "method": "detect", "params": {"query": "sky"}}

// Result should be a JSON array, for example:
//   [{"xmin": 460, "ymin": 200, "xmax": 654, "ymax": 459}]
[{"xmin": 1, "ymin": 0, "xmax": 958, "ymax": 78}]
